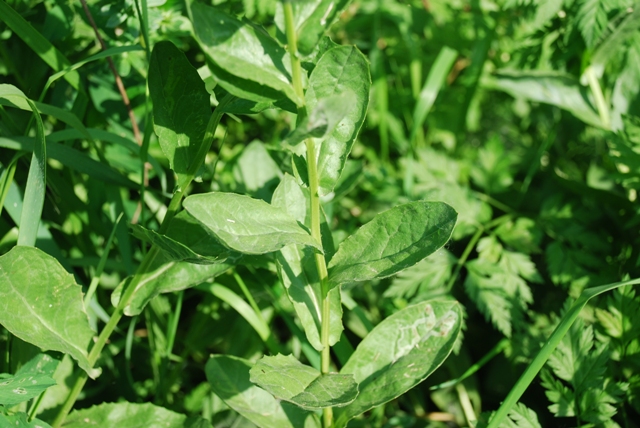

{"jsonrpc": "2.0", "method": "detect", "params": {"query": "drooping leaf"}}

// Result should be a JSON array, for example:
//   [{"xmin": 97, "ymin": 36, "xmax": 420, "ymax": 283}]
[
  {"xmin": 483, "ymin": 70, "xmax": 603, "ymax": 128},
  {"xmin": 273, "ymin": 175, "xmax": 342, "ymax": 351},
  {"xmin": 275, "ymin": 0, "xmax": 351, "ymax": 56},
  {"xmin": 0, "ymin": 372, "xmax": 56, "ymax": 406},
  {"xmin": 148, "ymin": 41, "xmax": 212, "ymax": 190},
  {"xmin": 63, "ymin": 402, "xmax": 210, "ymax": 428},
  {"xmin": 305, "ymin": 46, "xmax": 370, "ymax": 196},
  {"xmin": 327, "ymin": 201, "xmax": 457, "ymax": 288},
  {"xmin": 0, "ymin": 247, "xmax": 99, "ymax": 378},
  {"xmin": 183, "ymin": 192, "xmax": 321, "ymax": 254},
  {"xmin": 334, "ymin": 300, "xmax": 462, "ymax": 426},
  {"xmin": 205, "ymin": 355, "xmax": 320, "ymax": 428},
  {"xmin": 250, "ymin": 354, "xmax": 357, "ymax": 409},
  {"xmin": 130, "ymin": 223, "xmax": 231, "ymax": 265},
  {"xmin": 189, "ymin": 2, "xmax": 300, "ymax": 106}
]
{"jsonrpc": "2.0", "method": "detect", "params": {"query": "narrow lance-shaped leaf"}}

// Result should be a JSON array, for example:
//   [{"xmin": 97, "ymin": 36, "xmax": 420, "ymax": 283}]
[
  {"xmin": 250, "ymin": 354, "xmax": 358, "ymax": 409},
  {"xmin": 0, "ymin": 247, "xmax": 99, "ymax": 378},
  {"xmin": 183, "ymin": 192, "xmax": 321, "ymax": 254},
  {"xmin": 275, "ymin": 0, "xmax": 352, "ymax": 56},
  {"xmin": 334, "ymin": 300, "xmax": 462, "ymax": 427},
  {"xmin": 328, "ymin": 201, "xmax": 457, "ymax": 288},
  {"xmin": 206, "ymin": 355, "xmax": 321, "ymax": 428},
  {"xmin": 305, "ymin": 46, "xmax": 370, "ymax": 196},
  {"xmin": 148, "ymin": 41, "xmax": 212, "ymax": 190},
  {"xmin": 189, "ymin": 2, "xmax": 301, "ymax": 106},
  {"xmin": 273, "ymin": 175, "xmax": 343, "ymax": 351}
]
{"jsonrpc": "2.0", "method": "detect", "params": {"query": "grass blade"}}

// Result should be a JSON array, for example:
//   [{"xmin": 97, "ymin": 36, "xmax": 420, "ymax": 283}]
[{"xmin": 17, "ymin": 100, "xmax": 45, "ymax": 247}]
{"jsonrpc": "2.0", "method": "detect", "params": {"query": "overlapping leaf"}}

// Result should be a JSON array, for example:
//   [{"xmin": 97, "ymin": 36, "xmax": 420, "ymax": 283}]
[
  {"xmin": 334, "ymin": 300, "xmax": 462, "ymax": 426},
  {"xmin": 183, "ymin": 192, "xmax": 321, "ymax": 254},
  {"xmin": 249, "ymin": 354, "xmax": 357, "ymax": 409},
  {"xmin": 327, "ymin": 201, "xmax": 457, "ymax": 288}
]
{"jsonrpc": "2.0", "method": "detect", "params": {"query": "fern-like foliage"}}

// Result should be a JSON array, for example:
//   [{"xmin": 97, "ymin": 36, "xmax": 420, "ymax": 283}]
[
  {"xmin": 505, "ymin": 402, "xmax": 543, "ymax": 428},
  {"xmin": 576, "ymin": 0, "xmax": 609, "ymax": 48},
  {"xmin": 542, "ymin": 315, "xmax": 628, "ymax": 424}
]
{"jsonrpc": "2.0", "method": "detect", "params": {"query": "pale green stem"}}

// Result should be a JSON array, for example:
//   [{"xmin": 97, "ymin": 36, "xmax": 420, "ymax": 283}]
[{"xmin": 283, "ymin": 2, "xmax": 333, "ymax": 425}]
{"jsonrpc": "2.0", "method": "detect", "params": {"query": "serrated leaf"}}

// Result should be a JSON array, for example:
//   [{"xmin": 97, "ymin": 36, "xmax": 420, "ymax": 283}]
[
  {"xmin": 327, "ymin": 201, "xmax": 457, "ymax": 288},
  {"xmin": 205, "ymin": 355, "xmax": 320, "ymax": 428},
  {"xmin": 305, "ymin": 46, "xmax": 370, "ymax": 196},
  {"xmin": 148, "ymin": 41, "xmax": 212, "ymax": 190},
  {"xmin": 384, "ymin": 249, "xmax": 456, "ymax": 301},
  {"xmin": 577, "ymin": 0, "xmax": 608, "ymax": 49},
  {"xmin": 505, "ymin": 402, "xmax": 542, "ymax": 428},
  {"xmin": 483, "ymin": 70, "xmax": 603, "ymax": 128},
  {"xmin": 0, "ymin": 247, "xmax": 99, "ymax": 378},
  {"xmin": 63, "ymin": 402, "xmax": 209, "ymax": 428},
  {"xmin": 334, "ymin": 300, "xmax": 462, "ymax": 426},
  {"xmin": 189, "ymin": 2, "xmax": 300, "ymax": 106},
  {"xmin": 183, "ymin": 192, "xmax": 321, "ymax": 255},
  {"xmin": 275, "ymin": 0, "xmax": 351, "ymax": 56},
  {"xmin": 273, "ymin": 175, "xmax": 342, "ymax": 351},
  {"xmin": 249, "ymin": 354, "xmax": 357, "ymax": 409},
  {"xmin": 130, "ymin": 224, "xmax": 231, "ymax": 265},
  {"xmin": 0, "ymin": 372, "xmax": 56, "ymax": 406}
]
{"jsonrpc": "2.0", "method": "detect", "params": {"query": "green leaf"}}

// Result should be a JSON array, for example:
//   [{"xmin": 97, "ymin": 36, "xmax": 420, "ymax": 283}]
[
  {"xmin": 275, "ymin": 0, "xmax": 351, "ymax": 56},
  {"xmin": 0, "ymin": 247, "xmax": 99, "ymax": 378},
  {"xmin": 205, "ymin": 355, "xmax": 320, "ymax": 428},
  {"xmin": 483, "ymin": 70, "xmax": 603, "ymax": 128},
  {"xmin": 590, "ymin": 6, "xmax": 640, "ymax": 79},
  {"xmin": 123, "ymin": 211, "xmax": 235, "ymax": 315},
  {"xmin": 0, "ymin": 372, "xmax": 56, "ymax": 407},
  {"xmin": 327, "ymin": 201, "xmax": 457, "ymax": 288},
  {"xmin": 17, "ymin": 99, "xmax": 45, "ymax": 248},
  {"xmin": 305, "ymin": 46, "xmax": 370, "ymax": 196},
  {"xmin": 62, "ymin": 402, "xmax": 210, "ymax": 428},
  {"xmin": 189, "ymin": 2, "xmax": 301, "ymax": 106},
  {"xmin": 334, "ymin": 300, "xmax": 462, "ymax": 426},
  {"xmin": 183, "ymin": 192, "xmax": 321, "ymax": 255},
  {"xmin": 576, "ymin": 0, "xmax": 608, "ymax": 49},
  {"xmin": 232, "ymin": 141, "xmax": 283, "ymax": 201},
  {"xmin": 148, "ymin": 41, "xmax": 212, "ymax": 190},
  {"xmin": 504, "ymin": 402, "xmax": 542, "ymax": 428},
  {"xmin": 0, "ymin": 412, "xmax": 52, "ymax": 428},
  {"xmin": 250, "ymin": 354, "xmax": 357, "ymax": 409},
  {"xmin": 273, "ymin": 175, "xmax": 342, "ymax": 351},
  {"xmin": 284, "ymin": 93, "xmax": 353, "ymax": 147},
  {"xmin": 130, "ymin": 223, "xmax": 231, "ymax": 265}
]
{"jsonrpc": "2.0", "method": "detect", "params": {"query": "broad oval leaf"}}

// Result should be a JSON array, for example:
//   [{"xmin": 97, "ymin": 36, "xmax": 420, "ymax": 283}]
[
  {"xmin": 183, "ymin": 192, "xmax": 321, "ymax": 255},
  {"xmin": 273, "ymin": 175, "xmax": 342, "ymax": 350},
  {"xmin": 0, "ymin": 372, "xmax": 56, "ymax": 407},
  {"xmin": 148, "ymin": 41, "xmax": 212, "ymax": 190},
  {"xmin": 305, "ymin": 46, "xmax": 370, "ymax": 196},
  {"xmin": 250, "ymin": 354, "xmax": 357, "ymax": 409},
  {"xmin": 0, "ymin": 247, "xmax": 99, "ymax": 378},
  {"xmin": 206, "ymin": 355, "xmax": 320, "ymax": 428},
  {"xmin": 189, "ymin": 2, "xmax": 301, "ymax": 106},
  {"xmin": 63, "ymin": 402, "xmax": 210, "ymax": 428},
  {"xmin": 275, "ymin": 0, "xmax": 351, "ymax": 56},
  {"xmin": 334, "ymin": 300, "xmax": 462, "ymax": 426},
  {"xmin": 327, "ymin": 201, "xmax": 457, "ymax": 288},
  {"xmin": 0, "ymin": 412, "xmax": 51, "ymax": 428}
]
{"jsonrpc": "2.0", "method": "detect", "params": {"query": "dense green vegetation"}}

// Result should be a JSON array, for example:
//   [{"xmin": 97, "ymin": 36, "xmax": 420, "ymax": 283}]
[{"xmin": 1, "ymin": 0, "xmax": 640, "ymax": 427}]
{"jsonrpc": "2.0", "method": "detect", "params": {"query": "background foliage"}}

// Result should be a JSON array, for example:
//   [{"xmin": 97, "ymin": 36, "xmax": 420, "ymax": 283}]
[{"xmin": 1, "ymin": 0, "xmax": 640, "ymax": 426}]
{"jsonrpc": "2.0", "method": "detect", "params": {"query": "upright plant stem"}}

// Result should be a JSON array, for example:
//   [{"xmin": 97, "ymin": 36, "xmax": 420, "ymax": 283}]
[{"xmin": 283, "ymin": 2, "xmax": 333, "ymax": 426}]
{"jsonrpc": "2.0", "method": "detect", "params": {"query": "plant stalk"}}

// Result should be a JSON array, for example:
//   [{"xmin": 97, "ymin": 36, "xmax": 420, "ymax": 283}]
[{"xmin": 283, "ymin": 2, "xmax": 333, "ymax": 425}]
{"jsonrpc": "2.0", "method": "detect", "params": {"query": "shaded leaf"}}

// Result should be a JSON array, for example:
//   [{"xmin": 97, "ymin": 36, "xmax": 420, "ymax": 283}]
[
  {"xmin": 334, "ymin": 300, "xmax": 462, "ymax": 426},
  {"xmin": 284, "ymin": 93, "xmax": 353, "ymax": 147},
  {"xmin": 0, "ymin": 412, "xmax": 52, "ymax": 428},
  {"xmin": 63, "ymin": 402, "xmax": 210, "ymax": 427},
  {"xmin": 250, "ymin": 354, "xmax": 357, "ymax": 409},
  {"xmin": 0, "ymin": 247, "xmax": 99, "ymax": 378},
  {"xmin": 305, "ymin": 46, "xmax": 370, "ymax": 196},
  {"xmin": 327, "ymin": 201, "xmax": 457, "ymax": 288},
  {"xmin": 205, "ymin": 355, "xmax": 320, "ymax": 428},
  {"xmin": 183, "ymin": 192, "xmax": 321, "ymax": 254},
  {"xmin": 148, "ymin": 41, "xmax": 212, "ymax": 190},
  {"xmin": 189, "ymin": 2, "xmax": 300, "ymax": 106}
]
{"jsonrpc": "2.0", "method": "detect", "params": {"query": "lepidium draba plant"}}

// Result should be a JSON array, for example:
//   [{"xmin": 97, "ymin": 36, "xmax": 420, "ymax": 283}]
[{"xmin": 0, "ymin": 1, "xmax": 461, "ymax": 427}]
